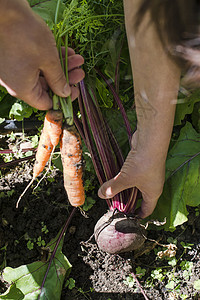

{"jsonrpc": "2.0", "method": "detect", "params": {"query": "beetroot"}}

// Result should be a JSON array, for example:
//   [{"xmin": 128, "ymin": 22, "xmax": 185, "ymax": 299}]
[
  {"xmin": 94, "ymin": 210, "xmax": 146, "ymax": 254},
  {"xmin": 78, "ymin": 81, "xmax": 146, "ymax": 254}
]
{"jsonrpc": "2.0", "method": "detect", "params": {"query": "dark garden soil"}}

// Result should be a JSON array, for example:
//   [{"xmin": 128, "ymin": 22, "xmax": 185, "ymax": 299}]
[{"xmin": 0, "ymin": 152, "xmax": 200, "ymax": 299}]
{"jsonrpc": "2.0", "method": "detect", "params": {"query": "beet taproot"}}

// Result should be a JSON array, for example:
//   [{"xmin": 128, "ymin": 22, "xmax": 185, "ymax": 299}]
[{"xmin": 94, "ymin": 210, "xmax": 146, "ymax": 254}]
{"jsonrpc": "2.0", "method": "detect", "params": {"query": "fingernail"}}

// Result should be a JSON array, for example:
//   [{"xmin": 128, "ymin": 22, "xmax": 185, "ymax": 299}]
[
  {"xmin": 98, "ymin": 187, "xmax": 112, "ymax": 199},
  {"xmin": 63, "ymin": 84, "xmax": 71, "ymax": 96},
  {"xmin": 104, "ymin": 187, "xmax": 112, "ymax": 197}
]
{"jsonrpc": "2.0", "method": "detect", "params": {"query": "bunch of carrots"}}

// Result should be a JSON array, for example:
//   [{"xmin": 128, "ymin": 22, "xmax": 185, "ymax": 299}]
[
  {"xmin": 16, "ymin": 93, "xmax": 85, "ymax": 209},
  {"xmin": 17, "ymin": 51, "xmax": 85, "ymax": 209},
  {"xmin": 35, "ymin": 102, "xmax": 85, "ymax": 208}
]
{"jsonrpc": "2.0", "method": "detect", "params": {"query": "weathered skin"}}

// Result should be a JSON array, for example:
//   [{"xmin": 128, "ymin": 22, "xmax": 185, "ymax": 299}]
[
  {"xmin": 98, "ymin": 0, "xmax": 181, "ymax": 218},
  {"xmin": 0, "ymin": 0, "xmax": 84, "ymax": 110}
]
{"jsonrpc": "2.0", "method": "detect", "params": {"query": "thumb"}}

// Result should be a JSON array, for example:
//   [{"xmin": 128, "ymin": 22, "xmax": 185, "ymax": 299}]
[
  {"xmin": 98, "ymin": 172, "xmax": 132, "ymax": 199},
  {"xmin": 42, "ymin": 59, "xmax": 71, "ymax": 98}
]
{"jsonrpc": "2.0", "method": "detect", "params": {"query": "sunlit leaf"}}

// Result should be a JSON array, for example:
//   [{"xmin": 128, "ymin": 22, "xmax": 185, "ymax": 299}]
[
  {"xmin": 174, "ymin": 89, "xmax": 200, "ymax": 126},
  {"xmin": 30, "ymin": 0, "xmax": 65, "ymax": 29},
  {"xmin": 9, "ymin": 102, "xmax": 34, "ymax": 121},
  {"xmin": 0, "ymin": 229, "xmax": 71, "ymax": 299},
  {"xmin": 194, "ymin": 279, "xmax": 200, "ymax": 290},
  {"xmin": 151, "ymin": 122, "xmax": 200, "ymax": 230}
]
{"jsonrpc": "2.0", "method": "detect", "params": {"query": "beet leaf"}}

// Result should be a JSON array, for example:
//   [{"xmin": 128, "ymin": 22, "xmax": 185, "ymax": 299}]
[{"xmin": 0, "ymin": 208, "xmax": 76, "ymax": 299}]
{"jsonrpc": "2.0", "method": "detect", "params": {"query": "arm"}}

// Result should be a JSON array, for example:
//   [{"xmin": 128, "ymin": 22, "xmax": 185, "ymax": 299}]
[
  {"xmin": 0, "ymin": 0, "xmax": 84, "ymax": 110},
  {"xmin": 98, "ymin": 0, "xmax": 181, "ymax": 218}
]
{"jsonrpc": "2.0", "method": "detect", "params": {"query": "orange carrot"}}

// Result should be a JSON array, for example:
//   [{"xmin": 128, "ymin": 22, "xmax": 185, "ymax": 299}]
[
  {"xmin": 44, "ymin": 109, "xmax": 63, "ymax": 146},
  {"xmin": 16, "ymin": 109, "xmax": 63, "ymax": 208},
  {"xmin": 33, "ymin": 131, "xmax": 53, "ymax": 179},
  {"xmin": 60, "ymin": 124, "xmax": 85, "ymax": 207},
  {"xmin": 33, "ymin": 109, "xmax": 63, "ymax": 178}
]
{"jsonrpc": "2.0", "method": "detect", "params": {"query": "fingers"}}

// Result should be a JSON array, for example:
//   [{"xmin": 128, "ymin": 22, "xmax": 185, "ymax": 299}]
[
  {"xmin": 70, "ymin": 86, "xmax": 80, "ymax": 101},
  {"xmin": 61, "ymin": 47, "xmax": 84, "ymax": 70},
  {"xmin": 69, "ymin": 68, "xmax": 85, "ymax": 85},
  {"xmin": 138, "ymin": 193, "xmax": 160, "ymax": 218},
  {"xmin": 42, "ymin": 57, "xmax": 71, "ymax": 98},
  {"xmin": 98, "ymin": 172, "xmax": 131, "ymax": 199},
  {"xmin": 43, "ymin": 47, "xmax": 84, "ymax": 101},
  {"xmin": 68, "ymin": 55, "xmax": 84, "ymax": 71},
  {"xmin": 23, "ymin": 80, "xmax": 53, "ymax": 110},
  {"xmin": 61, "ymin": 47, "xmax": 75, "ymax": 57}
]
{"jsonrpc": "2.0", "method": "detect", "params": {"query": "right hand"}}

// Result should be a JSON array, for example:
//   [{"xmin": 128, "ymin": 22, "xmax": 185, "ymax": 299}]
[
  {"xmin": 0, "ymin": 0, "xmax": 84, "ymax": 110},
  {"xmin": 98, "ymin": 134, "xmax": 166, "ymax": 218}
]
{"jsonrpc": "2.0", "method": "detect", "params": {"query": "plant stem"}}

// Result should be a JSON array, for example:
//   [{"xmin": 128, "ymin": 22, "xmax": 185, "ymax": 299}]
[
  {"xmin": 95, "ymin": 68, "xmax": 132, "ymax": 144},
  {"xmin": 54, "ymin": 0, "xmax": 61, "ymax": 26},
  {"xmin": 131, "ymin": 272, "xmax": 149, "ymax": 300},
  {"xmin": 65, "ymin": 35, "xmax": 69, "ymax": 83},
  {"xmin": 0, "ymin": 154, "xmax": 35, "ymax": 168},
  {"xmin": 60, "ymin": 97, "xmax": 73, "ymax": 125},
  {"xmin": 39, "ymin": 207, "xmax": 77, "ymax": 298},
  {"xmin": 52, "ymin": 94, "xmax": 60, "ymax": 110}
]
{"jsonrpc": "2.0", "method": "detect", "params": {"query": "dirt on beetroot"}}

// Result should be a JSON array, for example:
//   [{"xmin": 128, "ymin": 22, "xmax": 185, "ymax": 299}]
[{"xmin": 0, "ymin": 153, "xmax": 200, "ymax": 300}]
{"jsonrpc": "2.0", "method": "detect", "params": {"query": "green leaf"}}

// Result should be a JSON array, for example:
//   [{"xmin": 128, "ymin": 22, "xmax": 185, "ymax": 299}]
[
  {"xmin": 0, "ymin": 85, "xmax": 7, "ymax": 94},
  {"xmin": 168, "ymin": 258, "xmax": 177, "ymax": 267},
  {"xmin": 150, "ymin": 122, "xmax": 200, "ymax": 230},
  {"xmin": 9, "ymin": 102, "xmax": 33, "ymax": 121},
  {"xmin": 194, "ymin": 279, "xmax": 200, "ymax": 290},
  {"xmin": 192, "ymin": 101, "xmax": 200, "ymax": 132},
  {"xmin": 103, "ymin": 30, "xmax": 124, "ymax": 81},
  {"xmin": 96, "ymin": 78, "xmax": 113, "ymax": 108},
  {"xmin": 102, "ymin": 108, "xmax": 137, "ymax": 157},
  {"xmin": 65, "ymin": 278, "xmax": 76, "ymax": 290},
  {"xmin": 0, "ymin": 229, "xmax": 71, "ymax": 299},
  {"xmin": 30, "ymin": 0, "xmax": 65, "ymax": 29},
  {"xmin": 166, "ymin": 281, "xmax": 175, "ymax": 290},
  {"xmin": 0, "ymin": 94, "xmax": 16, "ymax": 118},
  {"xmin": 52, "ymin": 154, "xmax": 63, "ymax": 172},
  {"xmin": 82, "ymin": 197, "xmax": 96, "ymax": 211},
  {"xmin": 174, "ymin": 89, "xmax": 200, "ymax": 126}
]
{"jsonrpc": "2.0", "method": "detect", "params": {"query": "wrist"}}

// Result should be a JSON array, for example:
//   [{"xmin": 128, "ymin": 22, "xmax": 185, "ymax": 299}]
[
  {"xmin": 134, "ymin": 100, "xmax": 176, "ymax": 162},
  {"xmin": 133, "ymin": 122, "xmax": 174, "ymax": 164}
]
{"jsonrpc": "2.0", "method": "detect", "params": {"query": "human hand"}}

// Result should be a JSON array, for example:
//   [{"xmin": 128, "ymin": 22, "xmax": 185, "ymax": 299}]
[
  {"xmin": 0, "ymin": 0, "xmax": 84, "ymax": 110},
  {"xmin": 61, "ymin": 47, "xmax": 85, "ymax": 101},
  {"xmin": 98, "ymin": 133, "xmax": 166, "ymax": 218}
]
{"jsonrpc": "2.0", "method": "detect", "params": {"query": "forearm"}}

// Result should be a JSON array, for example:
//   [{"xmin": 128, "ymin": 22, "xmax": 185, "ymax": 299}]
[{"xmin": 124, "ymin": 0, "xmax": 181, "ymax": 163}]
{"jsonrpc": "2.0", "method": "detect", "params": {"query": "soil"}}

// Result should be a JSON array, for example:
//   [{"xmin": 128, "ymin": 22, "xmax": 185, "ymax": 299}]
[{"xmin": 0, "ymin": 150, "xmax": 200, "ymax": 300}]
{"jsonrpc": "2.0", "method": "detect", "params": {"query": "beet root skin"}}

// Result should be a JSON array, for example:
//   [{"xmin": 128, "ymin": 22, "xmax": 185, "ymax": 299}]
[{"xmin": 94, "ymin": 210, "xmax": 146, "ymax": 254}]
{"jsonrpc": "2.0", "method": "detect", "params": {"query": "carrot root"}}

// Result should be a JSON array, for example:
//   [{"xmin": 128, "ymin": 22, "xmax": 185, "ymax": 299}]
[
  {"xmin": 16, "ymin": 109, "xmax": 63, "ymax": 208},
  {"xmin": 33, "ymin": 109, "xmax": 63, "ymax": 179},
  {"xmin": 16, "ymin": 178, "xmax": 35, "ymax": 208},
  {"xmin": 60, "ymin": 124, "xmax": 85, "ymax": 207},
  {"xmin": 44, "ymin": 110, "xmax": 63, "ymax": 146}
]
